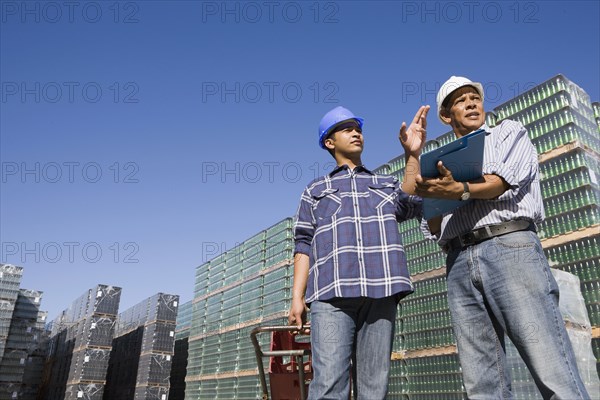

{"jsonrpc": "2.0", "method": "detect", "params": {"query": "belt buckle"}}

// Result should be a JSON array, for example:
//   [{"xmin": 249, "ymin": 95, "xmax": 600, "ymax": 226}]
[{"xmin": 460, "ymin": 232, "xmax": 477, "ymax": 247}]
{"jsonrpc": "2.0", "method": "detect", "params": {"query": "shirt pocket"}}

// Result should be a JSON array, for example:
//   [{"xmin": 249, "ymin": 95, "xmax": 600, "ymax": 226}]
[
  {"xmin": 368, "ymin": 183, "xmax": 397, "ymax": 211},
  {"xmin": 312, "ymin": 188, "xmax": 342, "ymax": 221}
]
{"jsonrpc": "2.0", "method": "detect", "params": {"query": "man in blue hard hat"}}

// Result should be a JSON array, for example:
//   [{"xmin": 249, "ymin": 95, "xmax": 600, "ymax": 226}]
[
  {"xmin": 405, "ymin": 76, "xmax": 590, "ymax": 399},
  {"xmin": 288, "ymin": 105, "xmax": 430, "ymax": 399}
]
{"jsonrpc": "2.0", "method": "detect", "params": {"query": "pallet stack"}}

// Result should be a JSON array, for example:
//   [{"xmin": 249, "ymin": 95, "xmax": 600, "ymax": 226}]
[
  {"xmin": 168, "ymin": 300, "xmax": 192, "ymax": 400},
  {"xmin": 104, "ymin": 293, "xmax": 179, "ymax": 400},
  {"xmin": 0, "ymin": 263, "xmax": 49, "ymax": 400},
  {"xmin": 41, "ymin": 284, "xmax": 121, "ymax": 400},
  {"xmin": 0, "ymin": 265, "xmax": 23, "ymax": 365},
  {"xmin": 0, "ymin": 264, "xmax": 24, "ymax": 400},
  {"xmin": 496, "ymin": 75, "xmax": 600, "ymax": 397},
  {"xmin": 186, "ymin": 218, "xmax": 294, "ymax": 399},
  {"xmin": 0, "ymin": 289, "xmax": 47, "ymax": 400},
  {"xmin": 22, "ymin": 307, "xmax": 49, "ymax": 400}
]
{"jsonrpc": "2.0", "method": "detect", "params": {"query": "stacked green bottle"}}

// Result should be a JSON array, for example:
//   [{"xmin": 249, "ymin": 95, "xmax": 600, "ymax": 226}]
[
  {"xmin": 545, "ymin": 235, "xmax": 600, "ymax": 327},
  {"xmin": 396, "ymin": 214, "xmax": 445, "ymax": 276},
  {"xmin": 537, "ymin": 147, "xmax": 600, "ymax": 241},
  {"xmin": 186, "ymin": 218, "xmax": 294, "ymax": 399},
  {"xmin": 485, "ymin": 111, "xmax": 497, "ymax": 128},
  {"xmin": 242, "ymin": 231, "xmax": 266, "ymax": 279},
  {"xmin": 388, "ymin": 355, "xmax": 466, "ymax": 400},
  {"xmin": 593, "ymin": 102, "xmax": 600, "ymax": 135},
  {"xmin": 594, "ymin": 110, "xmax": 600, "ymax": 331},
  {"xmin": 493, "ymin": 75, "xmax": 600, "ymax": 154},
  {"xmin": 495, "ymin": 75, "xmax": 593, "ymax": 123},
  {"xmin": 482, "ymin": 75, "xmax": 600, "ymax": 385}
]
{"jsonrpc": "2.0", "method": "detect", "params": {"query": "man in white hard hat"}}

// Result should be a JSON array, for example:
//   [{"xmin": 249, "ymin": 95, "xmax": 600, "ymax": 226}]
[
  {"xmin": 403, "ymin": 76, "xmax": 590, "ymax": 399},
  {"xmin": 288, "ymin": 105, "xmax": 429, "ymax": 399}
]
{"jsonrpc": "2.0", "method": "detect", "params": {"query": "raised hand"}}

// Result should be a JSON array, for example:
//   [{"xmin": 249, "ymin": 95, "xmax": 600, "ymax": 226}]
[{"xmin": 399, "ymin": 105, "xmax": 430, "ymax": 156}]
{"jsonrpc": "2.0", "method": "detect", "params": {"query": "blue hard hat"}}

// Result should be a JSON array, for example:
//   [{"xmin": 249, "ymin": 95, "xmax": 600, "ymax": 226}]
[{"xmin": 318, "ymin": 106, "xmax": 364, "ymax": 149}]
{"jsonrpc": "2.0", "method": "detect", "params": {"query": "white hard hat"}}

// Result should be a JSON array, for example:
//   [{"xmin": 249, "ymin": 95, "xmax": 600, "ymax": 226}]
[{"xmin": 437, "ymin": 76, "xmax": 484, "ymax": 124}]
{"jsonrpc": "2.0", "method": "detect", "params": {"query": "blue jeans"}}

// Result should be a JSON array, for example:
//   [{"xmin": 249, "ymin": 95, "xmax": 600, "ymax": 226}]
[
  {"xmin": 308, "ymin": 296, "xmax": 397, "ymax": 400},
  {"xmin": 446, "ymin": 230, "xmax": 590, "ymax": 399}
]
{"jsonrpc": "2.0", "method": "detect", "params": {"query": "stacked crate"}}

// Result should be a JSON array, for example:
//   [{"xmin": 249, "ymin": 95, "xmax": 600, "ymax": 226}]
[
  {"xmin": 104, "ymin": 293, "xmax": 179, "ymax": 400},
  {"xmin": 593, "ymin": 100, "xmax": 600, "ymax": 380},
  {"xmin": 0, "ymin": 265, "xmax": 23, "ymax": 364},
  {"xmin": 186, "ymin": 218, "xmax": 294, "ymax": 399},
  {"xmin": 385, "ymin": 74, "xmax": 600, "ymax": 399},
  {"xmin": 500, "ymin": 76, "xmax": 600, "ymax": 389},
  {"xmin": 23, "ymin": 310, "xmax": 49, "ymax": 399},
  {"xmin": 506, "ymin": 269, "xmax": 600, "ymax": 398},
  {"xmin": 169, "ymin": 300, "xmax": 192, "ymax": 400},
  {"xmin": 41, "ymin": 284, "xmax": 121, "ymax": 400},
  {"xmin": 388, "ymin": 353, "xmax": 464, "ymax": 400},
  {"xmin": 0, "ymin": 289, "xmax": 47, "ymax": 400}
]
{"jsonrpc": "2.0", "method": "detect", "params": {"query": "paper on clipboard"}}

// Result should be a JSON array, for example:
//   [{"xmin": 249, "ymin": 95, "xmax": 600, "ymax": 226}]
[{"xmin": 420, "ymin": 128, "xmax": 486, "ymax": 219}]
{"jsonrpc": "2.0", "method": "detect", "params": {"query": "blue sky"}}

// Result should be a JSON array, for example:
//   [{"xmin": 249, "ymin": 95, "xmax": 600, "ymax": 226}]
[{"xmin": 1, "ymin": 0, "xmax": 599, "ymax": 319}]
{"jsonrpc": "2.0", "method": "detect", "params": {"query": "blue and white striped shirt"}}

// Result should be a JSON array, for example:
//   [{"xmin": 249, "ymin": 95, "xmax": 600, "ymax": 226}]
[
  {"xmin": 422, "ymin": 120, "xmax": 545, "ymax": 247},
  {"xmin": 294, "ymin": 165, "xmax": 422, "ymax": 304}
]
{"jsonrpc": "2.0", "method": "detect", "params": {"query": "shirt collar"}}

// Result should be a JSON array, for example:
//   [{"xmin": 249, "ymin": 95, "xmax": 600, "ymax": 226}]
[
  {"xmin": 479, "ymin": 123, "xmax": 492, "ymax": 135},
  {"xmin": 329, "ymin": 164, "xmax": 374, "ymax": 177}
]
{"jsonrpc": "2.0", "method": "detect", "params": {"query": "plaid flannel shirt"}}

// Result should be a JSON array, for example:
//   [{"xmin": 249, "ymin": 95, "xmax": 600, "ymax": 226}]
[{"xmin": 294, "ymin": 164, "xmax": 422, "ymax": 304}]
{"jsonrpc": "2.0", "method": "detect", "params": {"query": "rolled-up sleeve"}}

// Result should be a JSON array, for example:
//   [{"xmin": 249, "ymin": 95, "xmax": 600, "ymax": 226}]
[
  {"xmin": 483, "ymin": 122, "xmax": 539, "ymax": 199},
  {"xmin": 294, "ymin": 187, "xmax": 314, "ymax": 256}
]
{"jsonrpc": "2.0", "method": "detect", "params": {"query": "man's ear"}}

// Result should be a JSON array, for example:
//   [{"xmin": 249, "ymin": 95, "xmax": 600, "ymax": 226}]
[
  {"xmin": 324, "ymin": 136, "xmax": 335, "ymax": 151},
  {"xmin": 440, "ymin": 108, "xmax": 452, "ymax": 125}
]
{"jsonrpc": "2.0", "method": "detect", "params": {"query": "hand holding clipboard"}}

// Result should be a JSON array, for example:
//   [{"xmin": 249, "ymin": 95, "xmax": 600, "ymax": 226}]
[{"xmin": 418, "ymin": 129, "xmax": 486, "ymax": 219}]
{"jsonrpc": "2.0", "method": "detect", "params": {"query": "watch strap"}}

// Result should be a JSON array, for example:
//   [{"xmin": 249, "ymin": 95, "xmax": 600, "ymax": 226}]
[{"xmin": 461, "ymin": 182, "xmax": 470, "ymax": 201}]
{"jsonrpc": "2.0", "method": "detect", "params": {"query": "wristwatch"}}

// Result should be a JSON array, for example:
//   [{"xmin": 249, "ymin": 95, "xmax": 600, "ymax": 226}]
[{"xmin": 460, "ymin": 182, "xmax": 471, "ymax": 201}]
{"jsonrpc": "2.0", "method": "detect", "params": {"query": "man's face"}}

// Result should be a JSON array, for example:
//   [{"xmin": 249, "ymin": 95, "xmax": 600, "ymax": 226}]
[
  {"xmin": 324, "ymin": 120, "xmax": 364, "ymax": 155},
  {"xmin": 441, "ymin": 86, "xmax": 485, "ymax": 136}
]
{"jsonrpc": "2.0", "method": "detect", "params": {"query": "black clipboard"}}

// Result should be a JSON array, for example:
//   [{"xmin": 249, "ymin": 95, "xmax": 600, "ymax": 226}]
[{"xmin": 420, "ymin": 128, "xmax": 486, "ymax": 219}]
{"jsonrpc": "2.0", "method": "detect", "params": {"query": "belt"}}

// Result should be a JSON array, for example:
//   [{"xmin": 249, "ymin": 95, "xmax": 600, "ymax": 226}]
[{"xmin": 444, "ymin": 220, "xmax": 536, "ymax": 252}]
